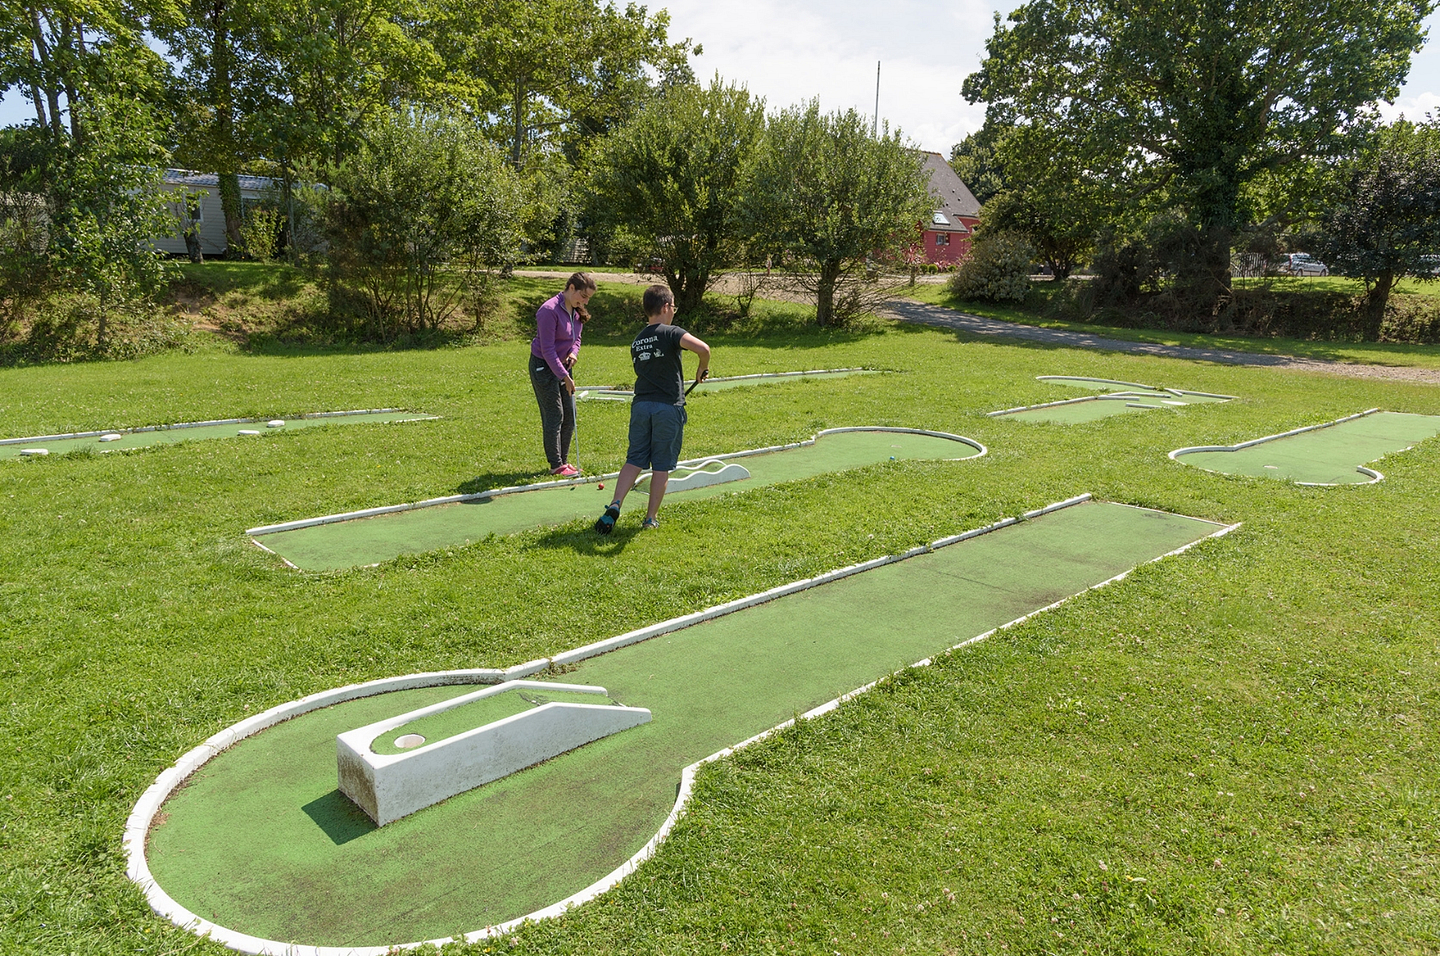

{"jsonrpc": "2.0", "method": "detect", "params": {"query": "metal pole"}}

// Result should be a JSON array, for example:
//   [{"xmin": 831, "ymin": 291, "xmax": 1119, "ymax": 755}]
[{"xmin": 874, "ymin": 61, "xmax": 880, "ymax": 136}]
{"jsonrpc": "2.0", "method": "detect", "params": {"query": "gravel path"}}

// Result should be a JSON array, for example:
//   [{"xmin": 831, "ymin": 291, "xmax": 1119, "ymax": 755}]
[{"xmin": 884, "ymin": 299, "xmax": 1440, "ymax": 386}]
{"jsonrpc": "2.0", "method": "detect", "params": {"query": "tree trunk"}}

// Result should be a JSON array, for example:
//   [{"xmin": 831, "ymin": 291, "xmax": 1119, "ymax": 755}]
[
  {"xmin": 210, "ymin": 3, "xmax": 245, "ymax": 254},
  {"xmin": 219, "ymin": 173, "xmax": 243, "ymax": 255},
  {"xmin": 512, "ymin": 77, "xmax": 525, "ymax": 168},
  {"xmin": 815, "ymin": 259, "xmax": 843, "ymax": 326},
  {"xmin": 674, "ymin": 276, "xmax": 706, "ymax": 315},
  {"xmin": 1364, "ymin": 272, "xmax": 1395, "ymax": 340}
]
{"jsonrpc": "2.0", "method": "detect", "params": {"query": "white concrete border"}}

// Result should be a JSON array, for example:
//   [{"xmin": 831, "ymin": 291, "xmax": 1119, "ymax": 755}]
[
  {"xmin": 128, "ymin": 494, "xmax": 1235, "ymax": 956},
  {"xmin": 245, "ymin": 426, "xmax": 986, "ymax": 537},
  {"xmin": 1036, "ymin": 374, "xmax": 1156, "ymax": 390},
  {"xmin": 1035, "ymin": 375, "xmax": 1236, "ymax": 401},
  {"xmin": 1168, "ymin": 408, "xmax": 1388, "ymax": 486},
  {"xmin": 992, "ymin": 381, "xmax": 1237, "ymax": 418},
  {"xmin": 0, "ymin": 408, "xmax": 436, "ymax": 448},
  {"xmin": 634, "ymin": 459, "xmax": 751, "ymax": 494}
]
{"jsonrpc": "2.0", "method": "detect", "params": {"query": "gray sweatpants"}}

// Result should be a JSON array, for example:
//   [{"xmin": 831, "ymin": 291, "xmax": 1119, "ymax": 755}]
[{"xmin": 528, "ymin": 356, "xmax": 575, "ymax": 469}]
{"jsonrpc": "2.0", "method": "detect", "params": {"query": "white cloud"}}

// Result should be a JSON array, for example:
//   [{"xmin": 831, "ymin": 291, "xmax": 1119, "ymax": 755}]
[
  {"xmin": 662, "ymin": 0, "xmax": 998, "ymax": 153},
  {"xmin": 1378, "ymin": 91, "xmax": 1440, "ymax": 123}
]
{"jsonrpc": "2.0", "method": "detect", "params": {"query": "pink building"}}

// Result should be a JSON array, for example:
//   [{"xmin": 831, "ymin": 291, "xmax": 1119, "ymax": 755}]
[{"xmin": 916, "ymin": 151, "xmax": 982, "ymax": 266}]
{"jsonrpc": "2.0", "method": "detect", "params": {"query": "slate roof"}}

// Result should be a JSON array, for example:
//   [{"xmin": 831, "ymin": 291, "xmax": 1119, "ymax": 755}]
[{"xmin": 919, "ymin": 151, "xmax": 981, "ymax": 232}]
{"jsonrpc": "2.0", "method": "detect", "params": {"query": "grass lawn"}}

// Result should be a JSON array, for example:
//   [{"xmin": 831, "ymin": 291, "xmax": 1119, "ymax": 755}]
[
  {"xmin": 2, "ymin": 279, "xmax": 1439, "ymax": 954},
  {"xmin": 907, "ymin": 277, "xmax": 1440, "ymax": 370}
]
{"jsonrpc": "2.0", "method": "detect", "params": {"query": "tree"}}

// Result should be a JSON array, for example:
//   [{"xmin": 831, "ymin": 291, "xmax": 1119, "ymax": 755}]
[
  {"xmin": 977, "ymin": 124, "xmax": 1107, "ymax": 280},
  {"xmin": 747, "ymin": 104, "xmax": 933, "ymax": 327},
  {"xmin": 963, "ymin": 0, "xmax": 1434, "ymax": 310},
  {"xmin": 1310, "ymin": 119, "xmax": 1440, "ymax": 336},
  {"xmin": 243, "ymin": 0, "xmax": 446, "ymax": 169},
  {"xmin": 47, "ymin": 95, "xmax": 175, "ymax": 350},
  {"xmin": 0, "ymin": 0, "xmax": 172, "ymax": 148},
  {"xmin": 949, "ymin": 121, "xmax": 1007, "ymax": 204},
  {"xmin": 157, "ymin": 0, "xmax": 265, "ymax": 250},
  {"xmin": 586, "ymin": 77, "xmax": 765, "ymax": 313},
  {"xmin": 428, "ymin": 0, "xmax": 698, "ymax": 169},
  {"xmin": 318, "ymin": 106, "xmax": 523, "ymax": 338}
]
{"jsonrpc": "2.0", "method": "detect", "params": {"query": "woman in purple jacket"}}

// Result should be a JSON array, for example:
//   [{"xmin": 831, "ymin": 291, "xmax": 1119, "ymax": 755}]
[{"xmin": 529, "ymin": 272, "xmax": 596, "ymax": 476}]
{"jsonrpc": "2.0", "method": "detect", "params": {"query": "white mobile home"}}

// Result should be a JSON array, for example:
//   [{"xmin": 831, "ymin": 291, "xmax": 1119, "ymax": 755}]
[{"xmin": 158, "ymin": 169, "xmax": 279, "ymax": 257}]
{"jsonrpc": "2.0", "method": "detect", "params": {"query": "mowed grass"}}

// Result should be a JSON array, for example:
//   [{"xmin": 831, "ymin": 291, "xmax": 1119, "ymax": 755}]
[
  {"xmin": 2, "ymin": 281, "xmax": 1439, "ymax": 955},
  {"xmin": 906, "ymin": 279, "xmax": 1440, "ymax": 370}
]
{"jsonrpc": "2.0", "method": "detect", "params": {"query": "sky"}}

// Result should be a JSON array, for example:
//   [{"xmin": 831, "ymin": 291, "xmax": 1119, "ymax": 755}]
[
  {"xmin": 1, "ymin": 1, "xmax": 1438, "ymax": 155},
  {"xmin": 660, "ymin": 0, "xmax": 1440, "ymax": 155}
]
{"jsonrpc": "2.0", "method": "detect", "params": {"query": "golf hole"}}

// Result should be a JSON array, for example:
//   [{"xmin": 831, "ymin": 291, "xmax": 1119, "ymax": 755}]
[
  {"xmin": 1264, "ymin": 464, "xmax": 1278, "ymax": 469},
  {"xmin": 267, "ymin": 420, "xmax": 285, "ymax": 428},
  {"xmin": 20, "ymin": 448, "xmax": 47, "ymax": 456},
  {"xmin": 238, "ymin": 429, "xmax": 261, "ymax": 436},
  {"xmin": 394, "ymin": 734, "xmax": 426, "ymax": 749},
  {"xmin": 99, "ymin": 434, "xmax": 122, "ymax": 442}
]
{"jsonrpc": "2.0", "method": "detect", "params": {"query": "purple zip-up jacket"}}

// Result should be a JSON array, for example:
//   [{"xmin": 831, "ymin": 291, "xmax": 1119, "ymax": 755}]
[{"xmin": 530, "ymin": 293, "xmax": 582, "ymax": 382}]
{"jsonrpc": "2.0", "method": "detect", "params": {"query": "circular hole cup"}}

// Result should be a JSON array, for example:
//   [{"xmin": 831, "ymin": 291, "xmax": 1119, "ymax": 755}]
[{"xmin": 394, "ymin": 733, "xmax": 426, "ymax": 749}]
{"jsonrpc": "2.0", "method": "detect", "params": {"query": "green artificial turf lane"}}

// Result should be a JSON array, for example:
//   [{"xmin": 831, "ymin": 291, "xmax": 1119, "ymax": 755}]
[
  {"xmin": 579, "ymin": 368, "xmax": 879, "ymax": 398},
  {"xmin": 0, "ymin": 410, "xmax": 436, "ymax": 459},
  {"xmin": 1173, "ymin": 410, "xmax": 1440, "ymax": 484},
  {"xmin": 995, "ymin": 381, "xmax": 1232, "ymax": 424},
  {"xmin": 999, "ymin": 397, "xmax": 1165, "ymax": 423},
  {"xmin": 145, "ymin": 500, "xmax": 1226, "ymax": 949},
  {"xmin": 997, "ymin": 394, "xmax": 1229, "ymax": 424},
  {"xmin": 254, "ymin": 429, "xmax": 981, "ymax": 571}
]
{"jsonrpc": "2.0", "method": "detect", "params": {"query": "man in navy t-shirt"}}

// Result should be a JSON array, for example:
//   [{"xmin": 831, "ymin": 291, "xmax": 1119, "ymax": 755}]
[{"xmin": 594, "ymin": 285, "xmax": 710, "ymax": 533}]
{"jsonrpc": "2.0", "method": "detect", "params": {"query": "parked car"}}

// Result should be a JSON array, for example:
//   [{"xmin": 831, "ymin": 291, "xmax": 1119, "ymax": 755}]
[
  {"xmin": 1282, "ymin": 253, "xmax": 1329, "ymax": 276},
  {"xmin": 1419, "ymin": 254, "xmax": 1440, "ymax": 275}
]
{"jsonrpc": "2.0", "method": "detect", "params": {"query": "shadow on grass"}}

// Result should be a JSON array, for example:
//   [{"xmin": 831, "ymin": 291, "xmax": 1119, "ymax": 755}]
[
  {"xmin": 454, "ymin": 471, "xmax": 561, "ymax": 496},
  {"xmin": 301, "ymin": 790, "xmax": 377, "ymax": 846},
  {"xmin": 529, "ymin": 521, "xmax": 640, "ymax": 557}
]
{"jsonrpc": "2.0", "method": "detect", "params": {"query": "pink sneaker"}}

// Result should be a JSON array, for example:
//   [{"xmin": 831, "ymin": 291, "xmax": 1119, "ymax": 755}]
[{"xmin": 551, "ymin": 463, "xmax": 580, "ymax": 477}]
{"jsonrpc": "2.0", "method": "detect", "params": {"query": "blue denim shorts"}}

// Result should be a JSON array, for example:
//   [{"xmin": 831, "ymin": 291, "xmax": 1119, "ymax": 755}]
[{"xmin": 626, "ymin": 401, "xmax": 687, "ymax": 472}]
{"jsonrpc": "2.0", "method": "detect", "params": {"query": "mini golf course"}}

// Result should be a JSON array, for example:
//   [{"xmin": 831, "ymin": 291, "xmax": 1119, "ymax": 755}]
[
  {"xmin": 131, "ymin": 496, "xmax": 1234, "ymax": 955},
  {"xmin": 0, "ymin": 409, "xmax": 437, "ymax": 460},
  {"xmin": 1169, "ymin": 408, "xmax": 1440, "ymax": 484},
  {"xmin": 249, "ymin": 427, "xmax": 984, "ymax": 571},
  {"xmin": 989, "ymin": 376, "xmax": 1235, "ymax": 424},
  {"xmin": 576, "ymin": 367, "xmax": 881, "ymax": 401}
]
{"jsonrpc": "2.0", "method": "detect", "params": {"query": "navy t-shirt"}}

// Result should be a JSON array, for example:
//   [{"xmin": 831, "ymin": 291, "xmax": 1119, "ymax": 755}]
[{"xmin": 631, "ymin": 323, "xmax": 688, "ymax": 405}]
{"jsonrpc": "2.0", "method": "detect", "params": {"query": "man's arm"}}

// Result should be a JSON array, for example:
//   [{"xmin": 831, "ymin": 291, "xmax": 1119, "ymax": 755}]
[{"xmin": 679, "ymin": 332, "xmax": 710, "ymax": 381}]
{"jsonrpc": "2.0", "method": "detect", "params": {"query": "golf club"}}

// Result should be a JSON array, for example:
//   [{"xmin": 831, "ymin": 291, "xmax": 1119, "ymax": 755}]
[{"xmin": 684, "ymin": 368, "xmax": 711, "ymax": 396}]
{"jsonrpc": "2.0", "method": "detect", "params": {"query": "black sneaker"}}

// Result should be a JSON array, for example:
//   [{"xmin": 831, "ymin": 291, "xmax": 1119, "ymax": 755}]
[{"xmin": 594, "ymin": 502, "xmax": 620, "ymax": 534}]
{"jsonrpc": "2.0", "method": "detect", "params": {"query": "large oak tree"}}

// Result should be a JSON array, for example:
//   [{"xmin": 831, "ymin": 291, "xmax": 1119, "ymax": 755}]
[{"xmin": 963, "ymin": 0, "xmax": 1434, "ymax": 306}]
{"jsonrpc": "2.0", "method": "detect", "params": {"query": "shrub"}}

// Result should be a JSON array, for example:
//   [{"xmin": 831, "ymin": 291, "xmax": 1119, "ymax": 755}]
[
  {"xmin": 318, "ymin": 106, "xmax": 523, "ymax": 340},
  {"xmin": 947, "ymin": 232, "xmax": 1034, "ymax": 302},
  {"xmin": 0, "ymin": 196, "xmax": 51, "ymax": 340},
  {"xmin": 239, "ymin": 206, "xmax": 284, "ymax": 262}
]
